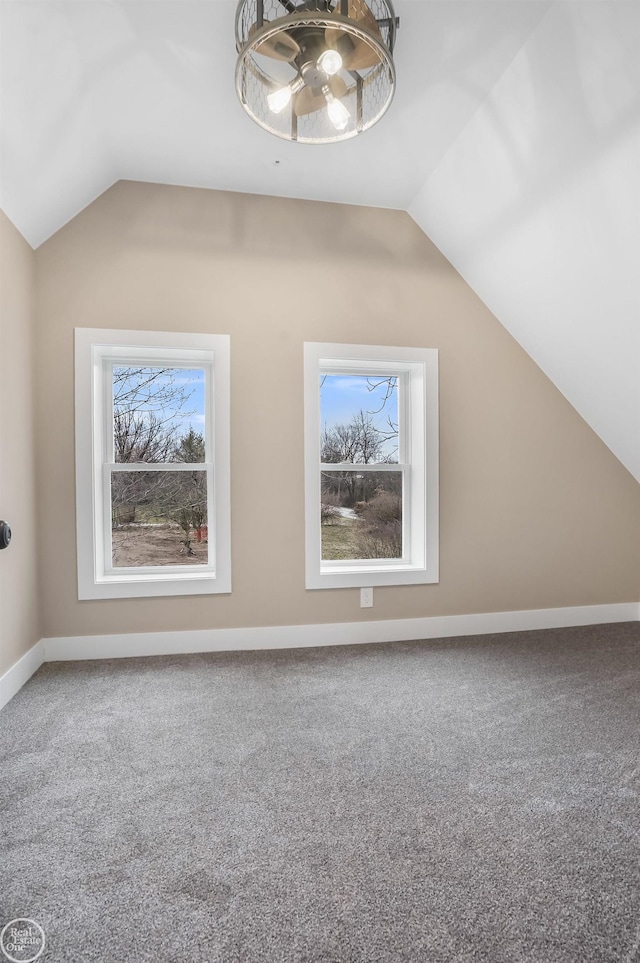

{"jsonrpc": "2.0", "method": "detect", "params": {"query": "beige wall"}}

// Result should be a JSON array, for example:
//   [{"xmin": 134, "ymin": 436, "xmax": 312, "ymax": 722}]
[
  {"xmin": 34, "ymin": 181, "xmax": 640, "ymax": 641},
  {"xmin": 0, "ymin": 211, "xmax": 40, "ymax": 674}
]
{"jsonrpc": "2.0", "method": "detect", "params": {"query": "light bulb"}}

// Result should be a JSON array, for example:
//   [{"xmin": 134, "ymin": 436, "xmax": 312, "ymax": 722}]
[
  {"xmin": 267, "ymin": 85, "xmax": 293, "ymax": 114},
  {"xmin": 317, "ymin": 49, "xmax": 343, "ymax": 76},
  {"xmin": 323, "ymin": 85, "xmax": 350, "ymax": 131},
  {"xmin": 267, "ymin": 77, "xmax": 304, "ymax": 115}
]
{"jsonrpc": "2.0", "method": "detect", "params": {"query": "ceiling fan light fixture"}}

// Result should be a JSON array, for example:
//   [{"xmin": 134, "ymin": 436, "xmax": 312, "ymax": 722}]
[{"xmin": 235, "ymin": 0, "xmax": 398, "ymax": 144}]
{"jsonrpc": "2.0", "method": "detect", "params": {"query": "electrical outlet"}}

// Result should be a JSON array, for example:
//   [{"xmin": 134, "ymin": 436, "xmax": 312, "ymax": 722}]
[{"xmin": 360, "ymin": 587, "xmax": 373, "ymax": 608}]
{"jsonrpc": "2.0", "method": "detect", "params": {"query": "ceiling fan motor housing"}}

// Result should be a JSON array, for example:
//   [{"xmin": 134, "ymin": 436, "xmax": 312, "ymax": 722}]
[{"xmin": 235, "ymin": 0, "xmax": 398, "ymax": 143}]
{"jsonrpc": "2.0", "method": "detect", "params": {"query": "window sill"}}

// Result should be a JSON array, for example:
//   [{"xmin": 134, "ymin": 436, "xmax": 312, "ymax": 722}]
[
  {"xmin": 307, "ymin": 562, "xmax": 437, "ymax": 590},
  {"xmin": 79, "ymin": 572, "xmax": 231, "ymax": 601}
]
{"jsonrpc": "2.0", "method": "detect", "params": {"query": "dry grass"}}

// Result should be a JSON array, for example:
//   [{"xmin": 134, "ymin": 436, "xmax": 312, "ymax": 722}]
[{"xmin": 321, "ymin": 518, "xmax": 361, "ymax": 560}]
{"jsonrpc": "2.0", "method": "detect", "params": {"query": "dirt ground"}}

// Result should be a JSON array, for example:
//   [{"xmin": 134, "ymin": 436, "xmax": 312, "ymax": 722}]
[{"xmin": 112, "ymin": 524, "xmax": 208, "ymax": 567}]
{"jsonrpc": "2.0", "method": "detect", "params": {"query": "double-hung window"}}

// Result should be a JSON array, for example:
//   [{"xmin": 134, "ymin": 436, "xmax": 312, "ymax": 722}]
[
  {"xmin": 75, "ymin": 329, "xmax": 231, "ymax": 599},
  {"xmin": 304, "ymin": 342, "xmax": 439, "ymax": 589}
]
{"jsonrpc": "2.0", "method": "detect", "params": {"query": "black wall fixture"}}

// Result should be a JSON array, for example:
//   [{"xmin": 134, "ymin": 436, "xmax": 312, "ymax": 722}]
[{"xmin": 0, "ymin": 520, "xmax": 11, "ymax": 550}]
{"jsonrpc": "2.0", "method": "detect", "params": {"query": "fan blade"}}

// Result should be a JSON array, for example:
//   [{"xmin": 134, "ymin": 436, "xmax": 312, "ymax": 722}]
[
  {"xmin": 250, "ymin": 24, "xmax": 301, "ymax": 62},
  {"xmin": 333, "ymin": 0, "xmax": 379, "ymax": 30},
  {"xmin": 326, "ymin": 0, "xmax": 382, "ymax": 70},
  {"xmin": 294, "ymin": 76, "xmax": 347, "ymax": 117}
]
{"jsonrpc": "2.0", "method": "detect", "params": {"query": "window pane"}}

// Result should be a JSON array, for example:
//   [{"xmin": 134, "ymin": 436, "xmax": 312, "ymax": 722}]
[
  {"xmin": 320, "ymin": 374, "xmax": 398, "ymax": 464},
  {"xmin": 113, "ymin": 366, "xmax": 206, "ymax": 463},
  {"xmin": 321, "ymin": 471, "xmax": 402, "ymax": 561},
  {"xmin": 111, "ymin": 470, "xmax": 208, "ymax": 568}
]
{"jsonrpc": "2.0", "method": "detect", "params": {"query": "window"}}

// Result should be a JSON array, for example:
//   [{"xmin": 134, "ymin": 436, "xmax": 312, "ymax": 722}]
[
  {"xmin": 75, "ymin": 329, "xmax": 231, "ymax": 599},
  {"xmin": 304, "ymin": 342, "xmax": 438, "ymax": 589}
]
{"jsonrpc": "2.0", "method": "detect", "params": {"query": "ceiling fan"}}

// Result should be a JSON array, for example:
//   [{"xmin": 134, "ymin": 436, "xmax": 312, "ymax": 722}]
[{"xmin": 235, "ymin": 0, "xmax": 398, "ymax": 144}]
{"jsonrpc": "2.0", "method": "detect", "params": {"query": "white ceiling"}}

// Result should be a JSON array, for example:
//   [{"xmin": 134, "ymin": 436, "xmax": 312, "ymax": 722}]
[{"xmin": 1, "ymin": 0, "xmax": 638, "ymax": 480}]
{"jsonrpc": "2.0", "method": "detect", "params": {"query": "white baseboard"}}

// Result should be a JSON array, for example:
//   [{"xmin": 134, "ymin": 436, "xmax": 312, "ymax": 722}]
[
  {"xmin": 0, "ymin": 640, "xmax": 44, "ymax": 711},
  {"xmin": 2, "ymin": 603, "xmax": 637, "ymax": 709},
  {"xmin": 43, "ymin": 602, "xmax": 640, "ymax": 662}
]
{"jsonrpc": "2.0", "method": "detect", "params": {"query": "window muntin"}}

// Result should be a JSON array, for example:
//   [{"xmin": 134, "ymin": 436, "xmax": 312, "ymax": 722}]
[
  {"xmin": 104, "ymin": 360, "xmax": 212, "ymax": 575},
  {"xmin": 305, "ymin": 343, "xmax": 439, "ymax": 590},
  {"xmin": 75, "ymin": 330, "xmax": 230, "ymax": 599},
  {"xmin": 320, "ymin": 369, "xmax": 407, "ymax": 566}
]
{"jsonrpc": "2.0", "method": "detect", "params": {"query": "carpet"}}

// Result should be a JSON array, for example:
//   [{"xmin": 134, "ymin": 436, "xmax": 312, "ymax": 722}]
[{"xmin": 1, "ymin": 622, "xmax": 639, "ymax": 962}]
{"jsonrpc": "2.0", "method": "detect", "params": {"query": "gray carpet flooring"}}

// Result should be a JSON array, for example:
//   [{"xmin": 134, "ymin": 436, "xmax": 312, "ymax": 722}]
[{"xmin": 1, "ymin": 623, "xmax": 640, "ymax": 962}]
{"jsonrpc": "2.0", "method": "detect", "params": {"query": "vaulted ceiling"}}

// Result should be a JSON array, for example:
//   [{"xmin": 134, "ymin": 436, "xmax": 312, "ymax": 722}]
[{"xmin": 1, "ymin": 0, "xmax": 638, "ymax": 480}]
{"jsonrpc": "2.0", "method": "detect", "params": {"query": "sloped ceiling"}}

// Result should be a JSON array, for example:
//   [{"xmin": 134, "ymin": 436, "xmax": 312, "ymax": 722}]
[
  {"xmin": 409, "ymin": 1, "xmax": 640, "ymax": 484},
  {"xmin": 1, "ymin": 0, "xmax": 638, "ymax": 480}
]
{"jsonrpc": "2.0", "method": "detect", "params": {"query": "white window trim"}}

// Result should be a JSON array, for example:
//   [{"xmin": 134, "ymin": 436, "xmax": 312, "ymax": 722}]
[
  {"xmin": 75, "ymin": 328, "xmax": 231, "ymax": 600},
  {"xmin": 304, "ymin": 342, "xmax": 439, "ymax": 590}
]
